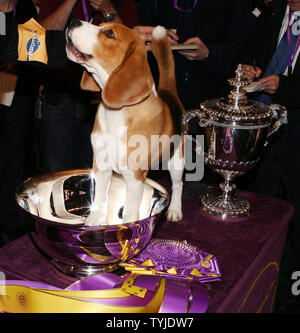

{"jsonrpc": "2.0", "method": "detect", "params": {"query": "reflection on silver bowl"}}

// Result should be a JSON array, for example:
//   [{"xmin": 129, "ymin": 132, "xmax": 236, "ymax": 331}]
[{"xmin": 15, "ymin": 170, "xmax": 169, "ymax": 278}]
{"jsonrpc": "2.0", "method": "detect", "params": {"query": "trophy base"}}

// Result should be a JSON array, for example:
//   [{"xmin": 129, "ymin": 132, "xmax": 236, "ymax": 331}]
[
  {"xmin": 51, "ymin": 259, "xmax": 118, "ymax": 279},
  {"xmin": 201, "ymin": 192, "xmax": 251, "ymax": 219}
]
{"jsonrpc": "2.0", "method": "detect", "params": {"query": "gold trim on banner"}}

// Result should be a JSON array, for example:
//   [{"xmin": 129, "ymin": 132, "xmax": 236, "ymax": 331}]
[
  {"xmin": 237, "ymin": 261, "xmax": 279, "ymax": 313},
  {"xmin": 0, "ymin": 276, "xmax": 165, "ymax": 313}
]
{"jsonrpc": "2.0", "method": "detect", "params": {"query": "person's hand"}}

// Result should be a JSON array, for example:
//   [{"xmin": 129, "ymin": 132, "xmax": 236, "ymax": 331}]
[
  {"xmin": 133, "ymin": 26, "xmax": 179, "ymax": 51},
  {"xmin": 0, "ymin": 61, "xmax": 19, "ymax": 74},
  {"xmin": 89, "ymin": 0, "xmax": 114, "ymax": 13},
  {"xmin": 259, "ymin": 74, "xmax": 280, "ymax": 94},
  {"xmin": 177, "ymin": 37, "xmax": 209, "ymax": 61},
  {"xmin": 241, "ymin": 64, "xmax": 262, "ymax": 81},
  {"xmin": 133, "ymin": 26, "xmax": 154, "ymax": 50}
]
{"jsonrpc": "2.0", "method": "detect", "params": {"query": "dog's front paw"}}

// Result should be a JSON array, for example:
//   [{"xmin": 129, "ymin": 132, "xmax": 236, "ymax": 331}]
[
  {"xmin": 166, "ymin": 207, "xmax": 183, "ymax": 222},
  {"xmin": 85, "ymin": 211, "xmax": 107, "ymax": 226}
]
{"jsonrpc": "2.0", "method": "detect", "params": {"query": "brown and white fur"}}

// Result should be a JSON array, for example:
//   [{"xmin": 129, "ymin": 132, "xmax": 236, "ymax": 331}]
[{"xmin": 65, "ymin": 20, "xmax": 185, "ymax": 226}]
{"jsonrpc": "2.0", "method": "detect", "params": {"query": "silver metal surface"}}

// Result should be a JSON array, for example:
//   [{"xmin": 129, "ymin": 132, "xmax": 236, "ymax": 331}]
[
  {"xmin": 15, "ymin": 170, "xmax": 169, "ymax": 277},
  {"xmin": 183, "ymin": 65, "xmax": 285, "ymax": 219}
]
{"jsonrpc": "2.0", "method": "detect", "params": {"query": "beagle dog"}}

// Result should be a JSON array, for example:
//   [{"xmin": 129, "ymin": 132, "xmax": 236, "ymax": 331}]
[{"xmin": 66, "ymin": 20, "xmax": 185, "ymax": 226}]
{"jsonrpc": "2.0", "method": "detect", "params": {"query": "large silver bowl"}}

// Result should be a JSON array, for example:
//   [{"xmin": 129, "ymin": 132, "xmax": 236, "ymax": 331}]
[{"xmin": 15, "ymin": 170, "xmax": 169, "ymax": 278}]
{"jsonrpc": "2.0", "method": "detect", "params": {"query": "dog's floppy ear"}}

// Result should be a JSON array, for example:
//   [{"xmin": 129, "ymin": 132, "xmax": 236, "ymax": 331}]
[
  {"xmin": 80, "ymin": 70, "xmax": 100, "ymax": 91},
  {"xmin": 102, "ymin": 41, "xmax": 151, "ymax": 108}
]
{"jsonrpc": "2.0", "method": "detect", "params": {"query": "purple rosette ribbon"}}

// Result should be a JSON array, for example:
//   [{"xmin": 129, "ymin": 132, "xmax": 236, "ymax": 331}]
[{"xmin": 120, "ymin": 239, "xmax": 221, "ymax": 283}]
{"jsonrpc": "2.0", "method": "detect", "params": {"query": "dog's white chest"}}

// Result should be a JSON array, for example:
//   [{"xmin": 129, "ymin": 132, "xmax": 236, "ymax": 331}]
[{"xmin": 91, "ymin": 104, "xmax": 127, "ymax": 173}]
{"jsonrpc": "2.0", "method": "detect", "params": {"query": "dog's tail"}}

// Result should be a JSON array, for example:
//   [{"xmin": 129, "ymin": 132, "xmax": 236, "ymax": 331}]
[
  {"xmin": 151, "ymin": 26, "xmax": 185, "ymax": 135},
  {"xmin": 151, "ymin": 26, "xmax": 177, "ymax": 95}
]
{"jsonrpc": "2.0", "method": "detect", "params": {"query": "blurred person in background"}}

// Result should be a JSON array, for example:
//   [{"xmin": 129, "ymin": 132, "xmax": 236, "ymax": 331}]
[
  {"xmin": 135, "ymin": 0, "xmax": 254, "ymax": 111},
  {"xmin": 237, "ymin": 0, "xmax": 300, "ymax": 312},
  {"xmin": 36, "ymin": 0, "xmax": 139, "ymax": 174},
  {"xmin": 0, "ymin": 0, "xmax": 39, "ymax": 246}
]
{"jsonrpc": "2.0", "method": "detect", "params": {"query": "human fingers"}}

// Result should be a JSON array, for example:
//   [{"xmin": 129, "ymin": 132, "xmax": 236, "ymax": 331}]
[
  {"xmin": 133, "ymin": 26, "xmax": 156, "ymax": 50},
  {"xmin": 89, "ymin": 0, "xmax": 110, "ymax": 7},
  {"xmin": 187, "ymin": 37, "xmax": 208, "ymax": 60},
  {"xmin": 89, "ymin": 0, "xmax": 104, "ymax": 10},
  {"xmin": 259, "ymin": 75, "xmax": 279, "ymax": 94},
  {"xmin": 166, "ymin": 29, "xmax": 179, "ymax": 44},
  {"xmin": 0, "ymin": 61, "xmax": 18, "ymax": 74},
  {"xmin": 133, "ymin": 26, "xmax": 154, "ymax": 42},
  {"xmin": 256, "ymin": 67, "xmax": 262, "ymax": 78},
  {"xmin": 241, "ymin": 64, "xmax": 258, "ymax": 81},
  {"xmin": 180, "ymin": 37, "xmax": 208, "ymax": 61}
]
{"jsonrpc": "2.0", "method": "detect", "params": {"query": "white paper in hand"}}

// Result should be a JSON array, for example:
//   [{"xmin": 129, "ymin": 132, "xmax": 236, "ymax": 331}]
[
  {"xmin": 171, "ymin": 44, "xmax": 198, "ymax": 51},
  {"xmin": 0, "ymin": 11, "xmax": 5, "ymax": 35},
  {"xmin": 243, "ymin": 81, "xmax": 264, "ymax": 93}
]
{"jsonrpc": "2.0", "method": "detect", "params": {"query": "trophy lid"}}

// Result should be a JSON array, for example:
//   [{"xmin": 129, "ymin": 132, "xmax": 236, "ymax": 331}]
[{"xmin": 199, "ymin": 64, "xmax": 273, "ymax": 127}]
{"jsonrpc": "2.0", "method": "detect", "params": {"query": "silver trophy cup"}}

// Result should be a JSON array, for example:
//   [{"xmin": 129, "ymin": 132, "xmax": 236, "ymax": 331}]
[{"xmin": 183, "ymin": 65, "xmax": 285, "ymax": 219}]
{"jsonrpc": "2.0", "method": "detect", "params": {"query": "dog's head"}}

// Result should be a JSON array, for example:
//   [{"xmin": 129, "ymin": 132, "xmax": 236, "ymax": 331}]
[{"xmin": 66, "ymin": 20, "xmax": 152, "ymax": 108}]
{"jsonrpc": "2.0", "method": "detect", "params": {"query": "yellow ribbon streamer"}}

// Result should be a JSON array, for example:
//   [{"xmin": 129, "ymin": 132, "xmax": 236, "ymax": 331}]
[{"xmin": 0, "ymin": 277, "xmax": 165, "ymax": 313}]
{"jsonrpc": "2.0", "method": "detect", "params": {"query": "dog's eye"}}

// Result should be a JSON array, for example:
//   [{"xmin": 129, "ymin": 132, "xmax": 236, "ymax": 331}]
[{"xmin": 104, "ymin": 29, "xmax": 115, "ymax": 39}]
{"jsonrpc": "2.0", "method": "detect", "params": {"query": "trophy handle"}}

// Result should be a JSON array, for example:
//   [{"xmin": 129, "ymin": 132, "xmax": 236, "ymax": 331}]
[
  {"xmin": 182, "ymin": 109, "xmax": 210, "ymax": 135},
  {"xmin": 182, "ymin": 109, "xmax": 211, "ymax": 154},
  {"xmin": 267, "ymin": 104, "xmax": 285, "ymax": 138}
]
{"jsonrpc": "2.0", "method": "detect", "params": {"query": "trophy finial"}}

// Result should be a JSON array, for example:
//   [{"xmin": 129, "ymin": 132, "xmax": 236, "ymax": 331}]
[{"xmin": 227, "ymin": 64, "xmax": 250, "ymax": 109}]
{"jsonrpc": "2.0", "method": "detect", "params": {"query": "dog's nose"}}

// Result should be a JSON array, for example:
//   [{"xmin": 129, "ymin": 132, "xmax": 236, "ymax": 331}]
[{"xmin": 69, "ymin": 19, "xmax": 82, "ymax": 28}]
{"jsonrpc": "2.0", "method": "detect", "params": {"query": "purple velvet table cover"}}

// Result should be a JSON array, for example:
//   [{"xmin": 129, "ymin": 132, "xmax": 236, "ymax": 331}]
[{"xmin": 0, "ymin": 175, "xmax": 294, "ymax": 313}]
